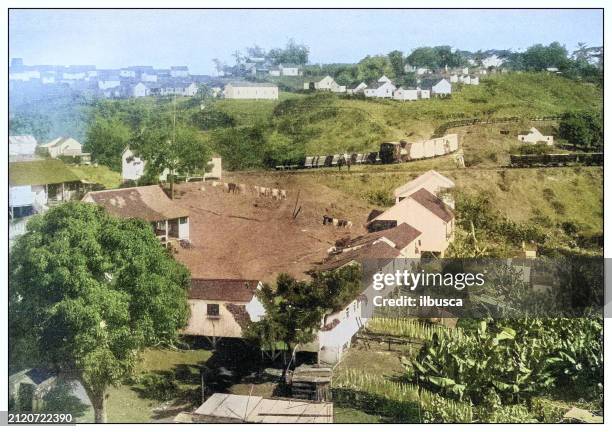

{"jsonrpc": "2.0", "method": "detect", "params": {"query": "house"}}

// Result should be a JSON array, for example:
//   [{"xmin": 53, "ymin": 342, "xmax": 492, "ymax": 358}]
[
  {"xmin": 131, "ymin": 82, "xmax": 150, "ymax": 98},
  {"xmin": 119, "ymin": 68, "xmax": 136, "ymax": 78},
  {"xmin": 170, "ymin": 66, "xmax": 190, "ymax": 77},
  {"xmin": 182, "ymin": 279, "xmax": 265, "ymax": 345},
  {"xmin": 378, "ymin": 75, "xmax": 392, "ymax": 83},
  {"xmin": 82, "ymin": 185, "xmax": 190, "ymax": 243},
  {"xmin": 308, "ymin": 241, "xmax": 410, "ymax": 364},
  {"xmin": 364, "ymin": 81, "xmax": 396, "ymax": 98},
  {"xmin": 223, "ymin": 82, "xmax": 279, "ymax": 100},
  {"xmin": 279, "ymin": 64, "xmax": 302, "ymax": 76},
  {"xmin": 9, "ymin": 135, "xmax": 38, "ymax": 158},
  {"xmin": 431, "ymin": 78, "xmax": 452, "ymax": 96},
  {"xmin": 449, "ymin": 74, "xmax": 459, "ymax": 83},
  {"xmin": 393, "ymin": 87, "xmax": 419, "ymax": 101},
  {"xmin": 330, "ymin": 222, "xmax": 423, "ymax": 258},
  {"xmin": 269, "ymin": 66, "xmax": 281, "ymax": 77},
  {"xmin": 306, "ymin": 75, "xmax": 346, "ymax": 93},
  {"xmin": 347, "ymin": 81, "xmax": 367, "ymax": 94},
  {"xmin": 38, "ymin": 137, "xmax": 90, "ymax": 162},
  {"xmin": 141, "ymin": 71, "xmax": 158, "ymax": 82},
  {"xmin": 416, "ymin": 67, "xmax": 431, "ymax": 75},
  {"xmin": 419, "ymin": 88, "xmax": 431, "ymax": 99},
  {"xmin": 9, "ymin": 159, "xmax": 84, "ymax": 217},
  {"xmin": 152, "ymin": 81, "xmax": 198, "ymax": 97},
  {"xmin": 518, "ymin": 127, "xmax": 554, "ymax": 145},
  {"xmin": 393, "ymin": 170, "xmax": 455, "ymax": 207},
  {"xmin": 98, "ymin": 77, "xmax": 121, "ymax": 90},
  {"xmin": 482, "ymin": 55, "xmax": 504, "ymax": 68},
  {"xmin": 189, "ymin": 393, "xmax": 333, "ymax": 423},
  {"xmin": 121, "ymin": 148, "xmax": 146, "ymax": 181},
  {"xmin": 370, "ymin": 188, "xmax": 455, "ymax": 257}
]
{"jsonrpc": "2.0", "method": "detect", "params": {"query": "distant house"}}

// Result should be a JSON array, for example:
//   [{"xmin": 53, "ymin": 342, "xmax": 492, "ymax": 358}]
[
  {"xmin": 141, "ymin": 71, "xmax": 158, "ymax": 82},
  {"xmin": 347, "ymin": 81, "xmax": 367, "ymax": 94},
  {"xmin": 9, "ymin": 135, "xmax": 38, "ymax": 158},
  {"xmin": 269, "ymin": 66, "xmax": 281, "ymax": 77},
  {"xmin": 82, "ymin": 185, "xmax": 190, "ymax": 244},
  {"xmin": 170, "ymin": 66, "xmax": 189, "ymax": 78},
  {"xmin": 182, "ymin": 279, "xmax": 266, "ymax": 346},
  {"xmin": 121, "ymin": 148, "xmax": 146, "ymax": 181},
  {"xmin": 449, "ymin": 74, "xmax": 459, "ymax": 83},
  {"xmin": 393, "ymin": 170, "xmax": 455, "ymax": 207},
  {"xmin": 378, "ymin": 75, "xmax": 392, "ymax": 83},
  {"xmin": 431, "ymin": 78, "xmax": 452, "ymax": 96},
  {"xmin": 305, "ymin": 75, "xmax": 346, "ymax": 93},
  {"xmin": 279, "ymin": 64, "xmax": 302, "ymax": 76},
  {"xmin": 419, "ymin": 88, "xmax": 431, "ymax": 99},
  {"xmin": 224, "ymin": 82, "xmax": 279, "ymax": 100},
  {"xmin": 151, "ymin": 81, "xmax": 198, "ymax": 97},
  {"xmin": 482, "ymin": 55, "xmax": 504, "ymax": 68},
  {"xmin": 393, "ymin": 87, "xmax": 419, "ymax": 101},
  {"xmin": 364, "ymin": 81, "xmax": 396, "ymax": 98},
  {"xmin": 38, "ymin": 137, "xmax": 90, "ymax": 162},
  {"xmin": 131, "ymin": 82, "xmax": 150, "ymax": 98},
  {"xmin": 416, "ymin": 67, "xmax": 431, "ymax": 76},
  {"xmin": 370, "ymin": 187, "xmax": 455, "ymax": 257},
  {"xmin": 518, "ymin": 127, "xmax": 554, "ymax": 145},
  {"xmin": 98, "ymin": 77, "xmax": 121, "ymax": 90},
  {"xmin": 119, "ymin": 68, "xmax": 136, "ymax": 78}
]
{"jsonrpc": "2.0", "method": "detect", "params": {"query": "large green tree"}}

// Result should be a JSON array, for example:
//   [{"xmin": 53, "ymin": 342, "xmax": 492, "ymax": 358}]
[
  {"xmin": 84, "ymin": 116, "xmax": 131, "ymax": 171},
  {"xmin": 9, "ymin": 202, "xmax": 191, "ymax": 422}
]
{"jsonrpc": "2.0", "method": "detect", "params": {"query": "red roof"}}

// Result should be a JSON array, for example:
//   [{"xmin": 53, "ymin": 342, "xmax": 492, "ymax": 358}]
[
  {"xmin": 409, "ymin": 188, "xmax": 454, "ymax": 222},
  {"xmin": 189, "ymin": 279, "xmax": 260, "ymax": 302}
]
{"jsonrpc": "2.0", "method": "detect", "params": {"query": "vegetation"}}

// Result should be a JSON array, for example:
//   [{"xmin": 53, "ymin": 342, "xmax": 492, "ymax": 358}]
[
  {"xmin": 558, "ymin": 111, "xmax": 603, "ymax": 151},
  {"xmin": 9, "ymin": 202, "xmax": 191, "ymax": 422},
  {"xmin": 245, "ymin": 265, "xmax": 362, "ymax": 360}
]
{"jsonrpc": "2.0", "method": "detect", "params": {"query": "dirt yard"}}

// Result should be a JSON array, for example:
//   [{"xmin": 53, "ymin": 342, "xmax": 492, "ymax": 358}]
[{"xmin": 172, "ymin": 173, "xmax": 371, "ymax": 283}]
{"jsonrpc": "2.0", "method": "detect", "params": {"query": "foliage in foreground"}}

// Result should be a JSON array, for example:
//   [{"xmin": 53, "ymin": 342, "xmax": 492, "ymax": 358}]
[
  {"xmin": 408, "ymin": 318, "xmax": 603, "ymax": 407},
  {"xmin": 9, "ymin": 202, "xmax": 191, "ymax": 422}
]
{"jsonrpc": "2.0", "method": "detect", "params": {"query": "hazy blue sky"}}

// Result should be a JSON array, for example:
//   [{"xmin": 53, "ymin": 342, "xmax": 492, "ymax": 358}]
[{"xmin": 9, "ymin": 9, "xmax": 603, "ymax": 74}]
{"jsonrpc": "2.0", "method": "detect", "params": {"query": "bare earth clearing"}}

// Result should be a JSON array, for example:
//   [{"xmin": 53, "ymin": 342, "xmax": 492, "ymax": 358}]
[{"xmin": 173, "ymin": 174, "xmax": 371, "ymax": 283}]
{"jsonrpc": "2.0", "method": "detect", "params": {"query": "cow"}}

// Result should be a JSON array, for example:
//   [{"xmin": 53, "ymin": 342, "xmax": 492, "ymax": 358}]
[
  {"xmin": 228, "ymin": 182, "xmax": 238, "ymax": 194},
  {"xmin": 346, "ymin": 221, "xmax": 353, "ymax": 229},
  {"xmin": 332, "ymin": 218, "xmax": 339, "ymax": 227},
  {"xmin": 254, "ymin": 185, "xmax": 261, "ymax": 196},
  {"xmin": 238, "ymin": 184, "xmax": 246, "ymax": 194},
  {"xmin": 323, "ymin": 215, "xmax": 333, "ymax": 225},
  {"xmin": 265, "ymin": 187, "xmax": 272, "ymax": 198},
  {"xmin": 280, "ymin": 189, "xmax": 287, "ymax": 200},
  {"xmin": 223, "ymin": 183, "xmax": 230, "ymax": 192},
  {"xmin": 272, "ymin": 188, "xmax": 280, "ymax": 200}
]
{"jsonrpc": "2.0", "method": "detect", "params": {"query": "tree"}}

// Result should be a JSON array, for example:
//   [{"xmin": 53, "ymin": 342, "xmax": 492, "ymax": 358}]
[
  {"xmin": 244, "ymin": 266, "xmax": 363, "ymax": 365},
  {"xmin": 9, "ymin": 202, "xmax": 190, "ymax": 422},
  {"xmin": 246, "ymin": 44, "xmax": 266, "ymax": 59},
  {"xmin": 558, "ymin": 111, "xmax": 603, "ymax": 151},
  {"xmin": 357, "ymin": 55, "xmax": 392, "ymax": 82},
  {"xmin": 266, "ymin": 39, "xmax": 309, "ymax": 65},
  {"xmin": 84, "ymin": 117, "xmax": 131, "ymax": 171},
  {"xmin": 521, "ymin": 42, "xmax": 570, "ymax": 71},
  {"xmin": 387, "ymin": 50, "xmax": 405, "ymax": 79}
]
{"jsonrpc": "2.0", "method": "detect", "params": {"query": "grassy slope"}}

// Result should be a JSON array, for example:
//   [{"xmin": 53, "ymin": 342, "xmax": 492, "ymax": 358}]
[{"xmin": 209, "ymin": 73, "xmax": 601, "ymax": 156}]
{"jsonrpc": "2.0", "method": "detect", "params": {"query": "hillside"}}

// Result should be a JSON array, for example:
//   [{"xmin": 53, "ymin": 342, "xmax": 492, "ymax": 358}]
[{"xmin": 204, "ymin": 72, "xmax": 602, "ymax": 161}]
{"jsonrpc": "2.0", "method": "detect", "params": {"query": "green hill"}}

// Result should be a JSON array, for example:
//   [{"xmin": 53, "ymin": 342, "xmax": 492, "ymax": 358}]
[{"xmin": 204, "ymin": 72, "xmax": 601, "ymax": 164}]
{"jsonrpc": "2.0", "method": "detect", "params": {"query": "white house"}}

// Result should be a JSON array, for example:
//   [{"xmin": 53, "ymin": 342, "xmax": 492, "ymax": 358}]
[
  {"xmin": 38, "ymin": 137, "xmax": 87, "ymax": 159},
  {"xmin": 269, "ymin": 67, "xmax": 281, "ymax": 77},
  {"xmin": 82, "ymin": 185, "xmax": 190, "ymax": 244},
  {"xmin": 393, "ymin": 170, "xmax": 456, "ymax": 208},
  {"xmin": 393, "ymin": 87, "xmax": 419, "ymax": 101},
  {"xmin": 450, "ymin": 74, "xmax": 459, "ymax": 83},
  {"xmin": 224, "ymin": 82, "xmax": 279, "ymax": 100},
  {"xmin": 182, "ymin": 279, "xmax": 265, "ymax": 346},
  {"xmin": 518, "ymin": 127, "xmax": 554, "ymax": 145},
  {"xmin": 431, "ymin": 78, "xmax": 452, "ymax": 96},
  {"xmin": 153, "ymin": 81, "xmax": 198, "ymax": 97},
  {"xmin": 364, "ymin": 81, "xmax": 396, "ymax": 98},
  {"xmin": 141, "ymin": 72, "xmax": 158, "ymax": 82},
  {"xmin": 306, "ymin": 75, "xmax": 346, "ymax": 93},
  {"xmin": 416, "ymin": 67, "xmax": 431, "ymax": 75},
  {"xmin": 9, "ymin": 135, "xmax": 38, "ymax": 157},
  {"xmin": 378, "ymin": 75, "xmax": 392, "ymax": 83},
  {"xmin": 131, "ymin": 82, "xmax": 150, "ymax": 98},
  {"xmin": 121, "ymin": 148, "xmax": 146, "ymax": 181},
  {"xmin": 279, "ymin": 64, "xmax": 302, "ymax": 76},
  {"xmin": 482, "ymin": 55, "xmax": 504, "ymax": 68},
  {"xmin": 419, "ymin": 89, "xmax": 431, "ymax": 99},
  {"xmin": 98, "ymin": 78, "xmax": 121, "ymax": 90},
  {"xmin": 370, "ymin": 188, "xmax": 455, "ymax": 257},
  {"xmin": 119, "ymin": 69, "xmax": 135, "ymax": 78},
  {"xmin": 347, "ymin": 81, "xmax": 367, "ymax": 95},
  {"xmin": 170, "ymin": 66, "xmax": 189, "ymax": 77}
]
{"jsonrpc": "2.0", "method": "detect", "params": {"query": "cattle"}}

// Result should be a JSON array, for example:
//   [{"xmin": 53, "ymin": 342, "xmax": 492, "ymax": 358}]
[
  {"xmin": 332, "ymin": 218, "xmax": 339, "ymax": 227},
  {"xmin": 323, "ymin": 215, "xmax": 333, "ymax": 225},
  {"xmin": 272, "ymin": 188, "xmax": 280, "ymax": 200},
  {"xmin": 280, "ymin": 190, "xmax": 287, "ymax": 200},
  {"xmin": 238, "ymin": 184, "xmax": 246, "ymax": 194},
  {"xmin": 227, "ymin": 182, "xmax": 238, "ymax": 193},
  {"xmin": 254, "ymin": 185, "xmax": 261, "ymax": 196},
  {"xmin": 212, "ymin": 181, "xmax": 220, "ymax": 187},
  {"xmin": 223, "ymin": 183, "xmax": 230, "ymax": 192}
]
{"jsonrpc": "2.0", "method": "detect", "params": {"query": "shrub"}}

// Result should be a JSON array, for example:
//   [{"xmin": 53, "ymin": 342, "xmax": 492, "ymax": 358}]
[{"xmin": 558, "ymin": 111, "xmax": 603, "ymax": 151}]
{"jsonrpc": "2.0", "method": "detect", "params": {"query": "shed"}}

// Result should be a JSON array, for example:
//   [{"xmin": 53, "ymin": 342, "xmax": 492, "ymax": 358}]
[{"xmin": 192, "ymin": 393, "xmax": 333, "ymax": 423}]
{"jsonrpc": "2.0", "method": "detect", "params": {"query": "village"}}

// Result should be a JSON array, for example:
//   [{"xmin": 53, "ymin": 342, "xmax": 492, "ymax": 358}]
[{"xmin": 7, "ymin": 8, "xmax": 605, "ymax": 426}]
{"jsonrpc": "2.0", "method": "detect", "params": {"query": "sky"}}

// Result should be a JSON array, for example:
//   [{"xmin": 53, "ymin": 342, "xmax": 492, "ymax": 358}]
[{"xmin": 9, "ymin": 9, "xmax": 603, "ymax": 75}]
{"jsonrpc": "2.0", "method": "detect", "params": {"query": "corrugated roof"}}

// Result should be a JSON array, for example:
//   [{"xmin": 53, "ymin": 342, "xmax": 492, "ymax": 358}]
[
  {"xmin": 82, "ymin": 185, "xmax": 189, "ymax": 222},
  {"xmin": 226, "ymin": 81, "xmax": 278, "ymax": 88},
  {"xmin": 409, "ymin": 188, "xmax": 454, "ymax": 222},
  {"xmin": 9, "ymin": 159, "xmax": 81, "ymax": 186},
  {"xmin": 345, "ymin": 223, "xmax": 421, "ymax": 251},
  {"xmin": 189, "ymin": 279, "xmax": 260, "ymax": 302},
  {"xmin": 316, "ymin": 241, "xmax": 400, "ymax": 272}
]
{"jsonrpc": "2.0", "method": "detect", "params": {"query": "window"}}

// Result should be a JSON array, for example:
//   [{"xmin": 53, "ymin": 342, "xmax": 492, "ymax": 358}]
[
  {"xmin": 207, "ymin": 304, "xmax": 220, "ymax": 317},
  {"xmin": 179, "ymin": 217, "xmax": 188, "ymax": 224},
  {"xmin": 345, "ymin": 308, "xmax": 350, "ymax": 318}
]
